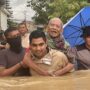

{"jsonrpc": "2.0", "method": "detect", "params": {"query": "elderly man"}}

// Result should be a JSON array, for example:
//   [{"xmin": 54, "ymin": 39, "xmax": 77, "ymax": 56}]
[
  {"xmin": 67, "ymin": 26, "xmax": 90, "ymax": 70},
  {"xmin": 46, "ymin": 17, "xmax": 69, "ymax": 52},
  {"xmin": 22, "ymin": 30, "xmax": 74, "ymax": 76}
]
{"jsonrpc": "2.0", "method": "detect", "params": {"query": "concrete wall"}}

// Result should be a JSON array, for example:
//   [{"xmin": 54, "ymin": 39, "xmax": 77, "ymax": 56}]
[
  {"xmin": 0, "ymin": 7, "xmax": 10, "ymax": 31},
  {"xmin": 0, "ymin": 10, "xmax": 8, "ymax": 31}
]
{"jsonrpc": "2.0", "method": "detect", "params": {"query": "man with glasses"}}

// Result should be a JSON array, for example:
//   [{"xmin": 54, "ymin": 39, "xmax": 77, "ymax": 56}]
[{"xmin": 0, "ymin": 27, "xmax": 30, "ymax": 76}]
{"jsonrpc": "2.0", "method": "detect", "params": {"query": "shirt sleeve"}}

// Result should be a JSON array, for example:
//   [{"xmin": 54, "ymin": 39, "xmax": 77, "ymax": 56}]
[
  {"xmin": 49, "ymin": 50, "xmax": 69, "ymax": 72},
  {"xmin": 52, "ymin": 51, "xmax": 75, "ymax": 73}
]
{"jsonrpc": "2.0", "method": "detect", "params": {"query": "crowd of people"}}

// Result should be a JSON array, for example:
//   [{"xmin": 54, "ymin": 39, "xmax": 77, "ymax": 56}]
[{"xmin": 0, "ymin": 17, "xmax": 90, "ymax": 77}]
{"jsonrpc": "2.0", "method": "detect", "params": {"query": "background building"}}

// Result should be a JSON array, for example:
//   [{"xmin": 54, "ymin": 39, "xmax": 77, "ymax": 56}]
[{"xmin": 0, "ymin": 0, "xmax": 11, "ymax": 31}]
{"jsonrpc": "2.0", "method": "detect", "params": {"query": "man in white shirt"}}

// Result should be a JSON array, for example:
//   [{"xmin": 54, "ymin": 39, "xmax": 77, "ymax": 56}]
[{"xmin": 18, "ymin": 22, "xmax": 29, "ymax": 48}]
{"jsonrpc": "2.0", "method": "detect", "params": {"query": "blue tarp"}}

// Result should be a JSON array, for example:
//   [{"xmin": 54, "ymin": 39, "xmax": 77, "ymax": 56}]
[{"xmin": 63, "ymin": 6, "xmax": 90, "ymax": 47}]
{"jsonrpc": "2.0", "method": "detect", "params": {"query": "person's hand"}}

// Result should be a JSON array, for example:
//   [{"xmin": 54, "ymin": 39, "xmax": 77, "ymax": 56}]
[
  {"xmin": 22, "ymin": 51, "xmax": 31, "ymax": 68},
  {"xmin": 19, "ymin": 61, "xmax": 28, "ymax": 68},
  {"xmin": 53, "ymin": 70, "xmax": 61, "ymax": 76}
]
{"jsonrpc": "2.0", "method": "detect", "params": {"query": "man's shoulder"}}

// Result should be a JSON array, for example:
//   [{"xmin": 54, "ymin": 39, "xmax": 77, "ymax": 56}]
[
  {"xmin": 49, "ymin": 49, "xmax": 66, "ymax": 56},
  {"xmin": 0, "ymin": 49, "xmax": 9, "ymax": 53},
  {"xmin": 67, "ymin": 43, "xmax": 85, "ymax": 53},
  {"xmin": 76, "ymin": 43, "xmax": 86, "ymax": 51},
  {"xmin": 0, "ymin": 49, "xmax": 10, "ymax": 57},
  {"xmin": 0, "ymin": 48, "xmax": 25, "ymax": 55}
]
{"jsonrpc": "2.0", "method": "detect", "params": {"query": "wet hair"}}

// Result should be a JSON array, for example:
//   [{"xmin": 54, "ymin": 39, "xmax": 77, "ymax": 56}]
[
  {"xmin": 4, "ymin": 27, "xmax": 18, "ymax": 38},
  {"xmin": 81, "ymin": 26, "xmax": 90, "ymax": 37},
  {"xmin": 29, "ymin": 30, "xmax": 46, "ymax": 44}
]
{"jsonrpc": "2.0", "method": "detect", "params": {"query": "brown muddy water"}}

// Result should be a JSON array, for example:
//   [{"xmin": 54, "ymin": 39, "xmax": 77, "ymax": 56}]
[{"xmin": 0, "ymin": 70, "xmax": 90, "ymax": 90}]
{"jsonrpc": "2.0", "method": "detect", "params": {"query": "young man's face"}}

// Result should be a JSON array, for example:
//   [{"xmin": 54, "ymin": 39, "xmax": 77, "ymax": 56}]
[
  {"xmin": 85, "ymin": 36, "xmax": 90, "ymax": 49},
  {"xmin": 18, "ymin": 24, "xmax": 27, "ymax": 35},
  {"xmin": 48, "ymin": 19, "xmax": 62, "ymax": 38},
  {"xmin": 30, "ymin": 37, "xmax": 47, "ymax": 59}
]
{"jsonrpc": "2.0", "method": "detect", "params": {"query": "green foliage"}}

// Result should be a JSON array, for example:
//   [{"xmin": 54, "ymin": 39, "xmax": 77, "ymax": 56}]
[
  {"xmin": 29, "ymin": 0, "xmax": 90, "ymax": 24},
  {"xmin": 29, "ymin": 0, "xmax": 50, "ymax": 24},
  {"xmin": 48, "ymin": 0, "xmax": 90, "ymax": 23},
  {"xmin": 7, "ymin": 19, "xmax": 18, "ymax": 27}
]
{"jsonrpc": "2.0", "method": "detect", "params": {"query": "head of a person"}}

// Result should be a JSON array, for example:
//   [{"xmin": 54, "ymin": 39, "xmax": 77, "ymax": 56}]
[
  {"xmin": 18, "ymin": 22, "xmax": 28, "ymax": 36},
  {"xmin": 29, "ymin": 30, "xmax": 47, "ymax": 59},
  {"xmin": 4, "ymin": 27, "xmax": 22, "ymax": 53},
  {"xmin": 47, "ymin": 17, "xmax": 63, "ymax": 38},
  {"xmin": 81, "ymin": 26, "xmax": 90, "ymax": 48}
]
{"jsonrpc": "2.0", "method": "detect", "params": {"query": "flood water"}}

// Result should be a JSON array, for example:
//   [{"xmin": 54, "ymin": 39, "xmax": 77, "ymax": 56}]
[{"xmin": 0, "ymin": 70, "xmax": 90, "ymax": 90}]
